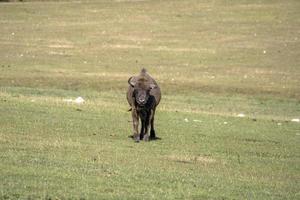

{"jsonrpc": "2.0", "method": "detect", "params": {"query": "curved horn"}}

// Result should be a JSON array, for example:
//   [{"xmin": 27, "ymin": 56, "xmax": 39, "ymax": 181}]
[{"xmin": 128, "ymin": 76, "xmax": 135, "ymax": 87}]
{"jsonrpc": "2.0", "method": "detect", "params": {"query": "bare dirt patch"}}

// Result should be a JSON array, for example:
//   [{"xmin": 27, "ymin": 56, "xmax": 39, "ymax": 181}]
[
  {"xmin": 49, "ymin": 44, "xmax": 74, "ymax": 49},
  {"xmin": 167, "ymin": 154, "xmax": 216, "ymax": 164}
]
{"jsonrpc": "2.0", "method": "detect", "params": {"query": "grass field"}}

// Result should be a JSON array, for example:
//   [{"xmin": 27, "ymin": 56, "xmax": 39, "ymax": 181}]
[{"xmin": 0, "ymin": 0, "xmax": 300, "ymax": 199}]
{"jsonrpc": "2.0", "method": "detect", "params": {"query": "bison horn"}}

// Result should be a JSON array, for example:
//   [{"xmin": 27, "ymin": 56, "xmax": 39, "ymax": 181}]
[{"xmin": 128, "ymin": 76, "xmax": 135, "ymax": 87}]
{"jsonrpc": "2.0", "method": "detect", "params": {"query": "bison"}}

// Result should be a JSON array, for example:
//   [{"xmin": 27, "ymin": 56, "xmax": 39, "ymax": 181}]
[{"xmin": 127, "ymin": 68, "xmax": 161, "ymax": 142}]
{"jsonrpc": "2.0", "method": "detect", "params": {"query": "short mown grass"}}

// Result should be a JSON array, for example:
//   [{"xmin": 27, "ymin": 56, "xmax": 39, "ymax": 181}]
[{"xmin": 0, "ymin": 0, "xmax": 299, "ymax": 199}]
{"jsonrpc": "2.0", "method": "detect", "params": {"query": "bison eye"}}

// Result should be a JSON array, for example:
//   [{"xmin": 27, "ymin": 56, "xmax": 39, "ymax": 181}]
[{"xmin": 132, "ymin": 90, "xmax": 137, "ymax": 97}]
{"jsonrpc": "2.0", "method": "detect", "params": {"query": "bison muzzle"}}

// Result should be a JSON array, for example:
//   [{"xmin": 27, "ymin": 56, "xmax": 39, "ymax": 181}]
[{"xmin": 127, "ymin": 68, "xmax": 161, "ymax": 142}]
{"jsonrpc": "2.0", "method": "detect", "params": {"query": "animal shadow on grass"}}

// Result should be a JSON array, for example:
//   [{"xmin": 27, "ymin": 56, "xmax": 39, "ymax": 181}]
[{"xmin": 128, "ymin": 135, "xmax": 162, "ymax": 141}]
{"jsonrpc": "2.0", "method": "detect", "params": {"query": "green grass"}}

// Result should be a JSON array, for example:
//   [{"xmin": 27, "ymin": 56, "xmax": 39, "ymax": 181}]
[{"xmin": 0, "ymin": 0, "xmax": 299, "ymax": 199}]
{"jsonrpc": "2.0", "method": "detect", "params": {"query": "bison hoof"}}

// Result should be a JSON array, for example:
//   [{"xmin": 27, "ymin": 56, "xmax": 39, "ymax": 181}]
[
  {"xmin": 150, "ymin": 130, "xmax": 156, "ymax": 138},
  {"xmin": 140, "ymin": 134, "xmax": 144, "ymax": 140},
  {"xmin": 143, "ymin": 134, "xmax": 150, "ymax": 142},
  {"xmin": 134, "ymin": 137, "xmax": 140, "ymax": 143},
  {"xmin": 134, "ymin": 134, "xmax": 140, "ymax": 143}
]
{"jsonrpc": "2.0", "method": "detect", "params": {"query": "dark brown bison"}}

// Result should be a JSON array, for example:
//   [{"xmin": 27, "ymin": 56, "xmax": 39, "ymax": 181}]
[{"xmin": 127, "ymin": 68, "xmax": 161, "ymax": 142}]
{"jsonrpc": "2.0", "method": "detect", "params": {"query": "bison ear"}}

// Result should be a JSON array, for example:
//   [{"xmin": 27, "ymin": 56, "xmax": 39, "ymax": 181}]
[
  {"xmin": 128, "ymin": 77, "xmax": 135, "ymax": 87},
  {"xmin": 150, "ymin": 84, "xmax": 156, "ymax": 89}
]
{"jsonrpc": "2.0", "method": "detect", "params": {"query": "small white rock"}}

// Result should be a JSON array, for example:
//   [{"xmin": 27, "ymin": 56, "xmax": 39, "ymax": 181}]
[
  {"xmin": 224, "ymin": 122, "xmax": 228, "ymax": 125},
  {"xmin": 184, "ymin": 118, "xmax": 189, "ymax": 122},
  {"xmin": 263, "ymin": 50, "xmax": 266, "ymax": 54},
  {"xmin": 291, "ymin": 118, "xmax": 300, "ymax": 123},
  {"xmin": 277, "ymin": 123, "xmax": 282, "ymax": 126},
  {"xmin": 75, "ymin": 97, "xmax": 85, "ymax": 104},
  {"xmin": 237, "ymin": 113, "xmax": 245, "ymax": 118},
  {"xmin": 193, "ymin": 119, "xmax": 202, "ymax": 123}
]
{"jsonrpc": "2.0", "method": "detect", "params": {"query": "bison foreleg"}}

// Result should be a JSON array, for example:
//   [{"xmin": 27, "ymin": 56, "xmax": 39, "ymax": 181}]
[
  {"xmin": 140, "ymin": 119, "xmax": 145, "ymax": 140},
  {"xmin": 131, "ymin": 109, "xmax": 140, "ymax": 142},
  {"xmin": 143, "ymin": 109, "xmax": 153, "ymax": 141}
]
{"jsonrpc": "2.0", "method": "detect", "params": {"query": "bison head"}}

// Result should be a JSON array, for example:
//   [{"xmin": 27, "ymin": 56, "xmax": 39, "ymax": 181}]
[{"xmin": 128, "ymin": 77, "xmax": 156, "ymax": 107}]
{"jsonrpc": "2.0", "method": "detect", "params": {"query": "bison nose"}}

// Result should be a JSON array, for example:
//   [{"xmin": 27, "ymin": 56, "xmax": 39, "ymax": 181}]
[{"xmin": 139, "ymin": 98, "xmax": 145, "ymax": 103}]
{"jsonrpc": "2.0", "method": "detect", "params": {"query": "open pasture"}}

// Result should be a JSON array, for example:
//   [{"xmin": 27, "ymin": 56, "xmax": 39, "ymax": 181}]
[{"xmin": 0, "ymin": 0, "xmax": 299, "ymax": 199}]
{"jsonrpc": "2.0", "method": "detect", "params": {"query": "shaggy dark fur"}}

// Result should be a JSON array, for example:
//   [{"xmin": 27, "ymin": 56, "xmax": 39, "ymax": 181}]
[{"xmin": 126, "ymin": 69, "xmax": 161, "ymax": 142}]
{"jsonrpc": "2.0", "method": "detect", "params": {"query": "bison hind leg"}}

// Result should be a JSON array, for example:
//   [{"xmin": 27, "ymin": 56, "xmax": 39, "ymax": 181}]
[
  {"xmin": 150, "ymin": 129, "xmax": 156, "ymax": 139},
  {"xmin": 150, "ymin": 112, "xmax": 157, "ymax": 140},
  {"xmin": 150, "ymin": 129, "xmax": 161, "ymax": 140}
]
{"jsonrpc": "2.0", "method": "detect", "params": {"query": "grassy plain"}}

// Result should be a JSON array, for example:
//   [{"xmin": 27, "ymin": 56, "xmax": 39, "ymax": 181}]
[{"xmin": 0, "ymin": 0, "xmax": 299, "ymax": 199}]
